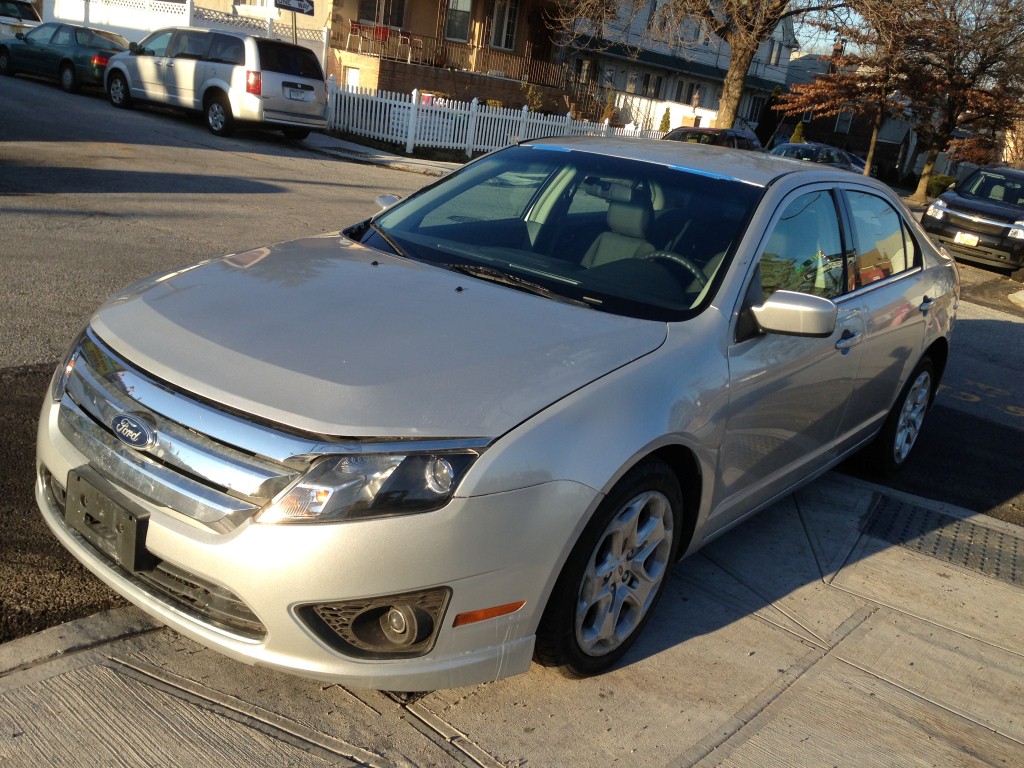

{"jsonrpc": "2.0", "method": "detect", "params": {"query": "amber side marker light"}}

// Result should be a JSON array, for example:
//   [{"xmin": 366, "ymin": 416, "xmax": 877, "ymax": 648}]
[{"xmin": 452, "ymin": 601, "xmax": 526, "ymax": 627}]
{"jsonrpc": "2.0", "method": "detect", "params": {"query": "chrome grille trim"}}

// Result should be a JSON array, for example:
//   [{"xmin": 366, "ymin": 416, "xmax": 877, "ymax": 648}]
[
  {"xmin": 947, "ymin": 210, "xmax": 1010, "ymax": 234},
  {"xmin": 67, "ymin": 357, "xmax": 298, "ymax": 500},
  {"xmin": 59, "ymin": 397, "xmax": 257, "ymax": 529}
]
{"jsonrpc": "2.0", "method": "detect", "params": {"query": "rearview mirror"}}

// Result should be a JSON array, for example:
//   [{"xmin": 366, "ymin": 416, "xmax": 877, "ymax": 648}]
[{"xmin": 751, "ymin": 290, "xmax": 838, "ymax": 337}]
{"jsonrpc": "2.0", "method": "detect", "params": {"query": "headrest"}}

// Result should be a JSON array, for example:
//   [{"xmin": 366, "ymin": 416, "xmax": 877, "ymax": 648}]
[{"xmin": 607, "ymin": 201, "xmax": 650, "ymax": 239}]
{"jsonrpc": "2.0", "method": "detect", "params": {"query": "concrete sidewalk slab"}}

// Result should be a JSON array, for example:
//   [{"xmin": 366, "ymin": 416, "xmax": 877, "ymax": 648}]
[
  {"xmin": 1, "ymin": 473, "xmax": 1021, "ymax": 766},
  {"xmin": 303, "ymin": 132, "xmax": 462, "ymax": 178}
]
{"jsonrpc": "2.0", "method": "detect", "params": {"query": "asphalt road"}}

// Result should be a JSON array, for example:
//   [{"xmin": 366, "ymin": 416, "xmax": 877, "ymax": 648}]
[{"xmin": 1, "ymin": 73, "xmax": 1023, "ymax": 645}]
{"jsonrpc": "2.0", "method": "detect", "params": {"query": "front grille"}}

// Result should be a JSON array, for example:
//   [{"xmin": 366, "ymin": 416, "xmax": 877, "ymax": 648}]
[
  {"xmin": 946, "ymin": 210, "xmax": 1009, "ymax": 237},
  {"xmin": 57, "ymin": 330, "xmax": 309, "ymax": 532}
]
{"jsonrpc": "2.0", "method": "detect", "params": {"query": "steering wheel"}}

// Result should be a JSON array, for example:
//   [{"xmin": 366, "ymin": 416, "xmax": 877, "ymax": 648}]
[{"xmin": 638, "ymin": 250, "xmax": 708, "ymax": 288}]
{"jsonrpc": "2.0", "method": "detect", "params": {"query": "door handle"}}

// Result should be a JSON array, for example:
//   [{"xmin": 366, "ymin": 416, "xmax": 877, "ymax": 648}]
[
  {"xmin": 919, "ymin": 296, "xmax": 936, "ymax": 313},
  {"xmin": 835, "ymin": 329, "xmax": 862, "ymax": 352}
]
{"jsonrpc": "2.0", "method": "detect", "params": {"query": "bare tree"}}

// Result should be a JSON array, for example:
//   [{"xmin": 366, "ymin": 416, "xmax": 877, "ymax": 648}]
[{"xmin": 549, "ymin": 0, "xmax": 844, "ymax": 129}]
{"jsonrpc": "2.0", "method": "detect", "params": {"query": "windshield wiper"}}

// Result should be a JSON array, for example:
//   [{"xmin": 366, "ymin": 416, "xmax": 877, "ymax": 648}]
[
  {"xmin": 370, "ymin": 222, "xmax": 407, "ymax": 258},
  {"xmin": 442, "ymin": 263, "xmax": 595, "ymax": 308}
]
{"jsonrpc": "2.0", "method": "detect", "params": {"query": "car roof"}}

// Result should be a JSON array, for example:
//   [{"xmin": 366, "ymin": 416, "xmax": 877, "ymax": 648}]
[
  {"xmin": 978, "ymin": 165, "xmax": 1024, "ymax": 180},
  {"xmin": 524, "ymin": 135, "xmax": 859, "ymax": 188}
]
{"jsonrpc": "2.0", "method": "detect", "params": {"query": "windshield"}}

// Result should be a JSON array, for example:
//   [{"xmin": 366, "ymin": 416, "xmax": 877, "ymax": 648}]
[
  {"xmin": 960, "ymin": 169, "xmax": 1024, "ymax": 206},
  {"xmin": 367, "ymin": 145, "xmax": 762, "ymax": 321}
]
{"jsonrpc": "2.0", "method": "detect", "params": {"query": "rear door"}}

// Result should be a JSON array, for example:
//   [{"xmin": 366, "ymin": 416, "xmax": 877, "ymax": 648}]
[
  {"xmin": 254, "ymin": 39, "xmax": 326, "ymax": 122},
  {"xmin": 836, "ymin": 188, "xmax": 933, "ymax": 439}
]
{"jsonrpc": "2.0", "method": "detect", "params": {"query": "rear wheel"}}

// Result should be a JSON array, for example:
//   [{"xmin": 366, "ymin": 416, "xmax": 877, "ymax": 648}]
[
  {"xmin": 205, "ymin": 94, "xmax": 234, "ymax": 137},
  {"xmin": 282, "ymin": 127, "xmax": 310, "ymax": 141},
  {"xmin": 59, "ymin": 63, "xmax": 78, "ymax": 93},
  {"xmin": 0, "ymin": 48, "xmax": 13, "ymax": 76},
  {"xmin": 107, "ymin": 71, "xmax": 130, "ymax": 108},
  {"xmin": 535, "ymin": 458, "xmax": 682, "ymax": 676},
  {"xmin": 865, "ymin": 356, "xmax": 934, "ymax": 475}
]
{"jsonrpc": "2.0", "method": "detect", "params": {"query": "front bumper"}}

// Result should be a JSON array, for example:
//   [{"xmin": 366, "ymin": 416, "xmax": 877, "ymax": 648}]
[
  {"xmin": 36, "ymin": 396, "xmax": 599, "ymax": 690},
  {"xmin": 922, "ymin": 218, "xmax": 1024, "ymax": 270}
]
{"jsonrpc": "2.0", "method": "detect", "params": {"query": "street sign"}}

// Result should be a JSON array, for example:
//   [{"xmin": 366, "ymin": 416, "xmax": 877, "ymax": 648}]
[{"xmin": 274, "ymin": 0, "xmax": 314, "ymax": 16}]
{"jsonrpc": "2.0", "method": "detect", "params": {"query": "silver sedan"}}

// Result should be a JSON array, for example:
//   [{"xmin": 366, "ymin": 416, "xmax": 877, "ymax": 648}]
[{"xmin": 36, "ymin": 137, "xmax": 958, "ymax": 690}]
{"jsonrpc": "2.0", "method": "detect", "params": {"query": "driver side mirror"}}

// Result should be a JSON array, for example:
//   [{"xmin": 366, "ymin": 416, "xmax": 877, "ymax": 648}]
[
  {"xmin": 751, "ymin": 290, "xmax": 838, "ymax": 337},
  {"xmin": 15, "ymin": 32, "xmax": 25, "ymax": 40},
  {"xmin": 129, "ymin": 41, "xmax": 139, "ymax": 54},
  {"xmin": 375, "ymin": 193, "xmax": 402, "ymax": 211}
]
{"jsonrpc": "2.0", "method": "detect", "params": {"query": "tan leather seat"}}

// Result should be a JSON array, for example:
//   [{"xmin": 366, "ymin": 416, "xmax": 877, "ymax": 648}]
[{"xmin": 581, "ymin": 201, "xmax": 656, "ymax": 268}]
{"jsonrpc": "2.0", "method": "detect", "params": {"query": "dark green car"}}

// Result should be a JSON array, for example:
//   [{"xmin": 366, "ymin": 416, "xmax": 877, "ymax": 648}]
[{"xmin": 0, "ymin": 22, "xmax": 128, "ymax": 92}]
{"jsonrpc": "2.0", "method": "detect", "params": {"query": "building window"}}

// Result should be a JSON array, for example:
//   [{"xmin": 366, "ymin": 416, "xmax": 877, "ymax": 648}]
[
  {"xmin": 490, "ymin": 0, "xmax": 519, "ymax": 50},
  {"xmin": 802, "ymin": 109, "xmax": 814, "ymax": 123},
  {"xmin": 713, "ymin": 87, "xmax": 722, "ymax": 109},
  {"xmin": 445, "ymin": 0, "xmax": 472, "ymax": 42},
  {"xmin": 769, "ymin": 39, "xmax": 782, "ymax": 66},
  {"xmin": 745, "ymin": 95, "xmax": 767, "ymax": 123},
  {"xmin": 358, "ymin": 0, "xmax": 405, "ymax": 27},
  {"xmin": 835, "ymin": 110, "xmax": 853, "ymax": 134},
  {"xmin": 641, "ymin": 74, "xmax": 663, "ymax": 98},
  {"xmin": 604, "ymin": 67, "xmax": 615, "ymax": 87},
  {"xmin": 626, "ymin": 71, "xmax": 640, "ymax": 94}
]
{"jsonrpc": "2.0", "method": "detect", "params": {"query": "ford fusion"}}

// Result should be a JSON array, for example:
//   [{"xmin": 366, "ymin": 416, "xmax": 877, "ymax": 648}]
[{"xmin": 36, "ymin": 137, "xmax": 958, "ymax": 690}]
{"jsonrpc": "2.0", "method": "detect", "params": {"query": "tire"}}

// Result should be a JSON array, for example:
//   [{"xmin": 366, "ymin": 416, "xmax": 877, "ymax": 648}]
[
  {"xmin": 535, "ymin": 458, "xmax": 682, "ymax": 676},
  {"xmin": 0, "ymin": 48, "xmax": 13, "ymax": 77},
  {"xmin": 282, "ymin": 127, "xmax": 310, "ymax": 141},
  {"xmin": 865, "ymin": 356, "xmax": 934, "ymax": 475},
  {"xmin": 107, "ymin": 71, "xmax": 130, "ymax": 108},
  {"xmin": 59, "ymin": 63, "xmax": 78, "ymax": 93},
  {"xmin": 205, "ymin": 94, "xmax": 234, "ymax": 137}
]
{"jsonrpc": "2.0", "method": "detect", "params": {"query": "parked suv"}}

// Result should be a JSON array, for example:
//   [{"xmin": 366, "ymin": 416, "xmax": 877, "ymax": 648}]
[
  {"xmin": 663, "ymin": 127, "xmax": 762, "ymax": 151},
  {"xmin": 922, "ymin": 166, "xmax": 1024, "ymax": 277},
  {"xmin": 104, "ymin": 27, "xmax": 327, "ymax": 139}
]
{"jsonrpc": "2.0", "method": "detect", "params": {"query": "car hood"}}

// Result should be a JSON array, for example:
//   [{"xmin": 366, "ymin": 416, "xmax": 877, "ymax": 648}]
[
  {"xmin": 940, "ymin": 190, "xmax": 1024, "ymax": 223},
  {"xmin": 90, "ymin": 235, "xmax": 667, "ymax": 439}
]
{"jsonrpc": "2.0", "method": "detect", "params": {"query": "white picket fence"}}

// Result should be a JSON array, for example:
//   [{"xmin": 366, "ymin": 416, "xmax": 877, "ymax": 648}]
[{"xmin": 327, "ymin": 82, "xmax": 667, "ymax": 157}]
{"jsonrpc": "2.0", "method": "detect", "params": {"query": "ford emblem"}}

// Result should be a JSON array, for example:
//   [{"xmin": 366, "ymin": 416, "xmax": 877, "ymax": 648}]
[{"xmin": 110, "ymin": 414, "xmax": 155, "ymax": 450}]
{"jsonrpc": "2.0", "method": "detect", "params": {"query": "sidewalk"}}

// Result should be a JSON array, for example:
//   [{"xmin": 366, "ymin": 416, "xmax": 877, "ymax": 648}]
[
  {"xmin": 1, "ymin": 472, "xmax": 1021, "ymax": 766},
  {"xmin": 304, "ymin": 131, "xmax": 464, "ymax": 177}
]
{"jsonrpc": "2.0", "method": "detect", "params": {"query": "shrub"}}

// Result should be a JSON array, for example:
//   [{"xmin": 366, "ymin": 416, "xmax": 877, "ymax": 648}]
[
  {"xmin": 790, "ymin": 121, "xmax": 806, "ymax": 143},
  {"xmin": 659, "ymin": 108, "xmax": 671, "ymax": 132},
  {"xmin": 927, "ymin": 173, "xmax": 956, "ymax": 198}
]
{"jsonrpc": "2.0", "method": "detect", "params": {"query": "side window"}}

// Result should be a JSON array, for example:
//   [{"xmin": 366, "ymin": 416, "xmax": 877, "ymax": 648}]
[
  {"xmin": 168, "ymin": 31, "xmax": 210, "ymax": 60},
  {"xmin": 139, "ymin": 30, "xmax": 173, "ymax": 57},
  {"xmin": 50, "ymin": 25, "xmax": 72, "ymax": 46},
  {"xmin": 847, "ymin": 191, "xmax": 916, "ymax": 286},
  {"xmin": 25, "ymin": 23, "xmax": 57, "ymax": 44},
  {"xmin": 207, "ymin": 34, "xmax": 245, "ymax": 66},
  {"xmin": 759, "ymin": 191, "xmax": 846, "ymax": 300}
]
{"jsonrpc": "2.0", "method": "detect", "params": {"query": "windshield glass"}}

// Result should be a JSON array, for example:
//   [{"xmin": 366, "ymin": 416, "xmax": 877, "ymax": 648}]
[
  {"xmin": 960, "ymin": 169, "xmax": 1024, "ymax": 206},
  {"xmin": 369, "ymin": 145, "xmax": 762, "ymax": 320}
]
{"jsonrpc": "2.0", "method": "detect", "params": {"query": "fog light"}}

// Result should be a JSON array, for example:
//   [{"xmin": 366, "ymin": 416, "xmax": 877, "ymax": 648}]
[
  {"xmin": 380, "ymin": 604, "xmax": 432, "ymax": 646},
  {"xmin": 298, "ymin": 587, "xmax": 451, "ymax": 659}
]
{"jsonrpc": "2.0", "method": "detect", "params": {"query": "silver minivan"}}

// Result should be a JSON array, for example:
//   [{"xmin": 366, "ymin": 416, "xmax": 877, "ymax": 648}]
[{"xmin": 104, "ymin": 27, "xmax": 327, "ymax": 139}]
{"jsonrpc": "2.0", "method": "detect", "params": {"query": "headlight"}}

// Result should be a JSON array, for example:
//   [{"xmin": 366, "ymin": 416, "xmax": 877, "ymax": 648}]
[
  {"xmin": 1009, "ymin": 220, "xmax": 1024, "ymax": 239},
  {"xmin": 924, "ymin": 199, "xmax": 947, "ymax": 220},
  {"xmin": 257, "ymin": 452, "xmax": 478, "ymax": 524},
  {"xmin": 50, "ymin": 329, "xmax": 86, "ymax": 402}
]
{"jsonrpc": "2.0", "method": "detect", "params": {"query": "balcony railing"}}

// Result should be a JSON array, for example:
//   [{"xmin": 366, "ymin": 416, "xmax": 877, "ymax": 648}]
[{"xmin": 338, "ymin": 20, "xmax": 567, "ymax": 90}]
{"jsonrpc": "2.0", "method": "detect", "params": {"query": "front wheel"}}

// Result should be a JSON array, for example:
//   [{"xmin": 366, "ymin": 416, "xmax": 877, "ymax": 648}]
[
  {"xmin": 535, "ymin": 458, "xmax": 682, "ymax": 676},
  {"xmin": 107, "ymin": 71, "xmax": 130, "ymax": 108},
  {"xmin": 59, "ymin": 63, "xmax": 78, "ymax": 93},
  {"xmin": 866, "ymin": 356, "xmax": 934, "ymax": 475},
  {"xmin": 205, "ymin": 94, "xmax": 235, "ymax": 136}
]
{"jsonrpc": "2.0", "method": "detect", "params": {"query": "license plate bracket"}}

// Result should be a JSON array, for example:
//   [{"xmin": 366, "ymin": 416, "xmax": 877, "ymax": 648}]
[{"xmin": 65, "ymin": 470, "xmax": 159, "ymax": 573}]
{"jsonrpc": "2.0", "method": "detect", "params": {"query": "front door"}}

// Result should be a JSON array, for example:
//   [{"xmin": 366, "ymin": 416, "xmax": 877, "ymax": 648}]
[
  {"xmin": 130, "ymin": 29, "xmax": 173, "ymax": 101},
  {"xmin": 713, "ymin": 188, "xmax": 865, "ymax": 530}
]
